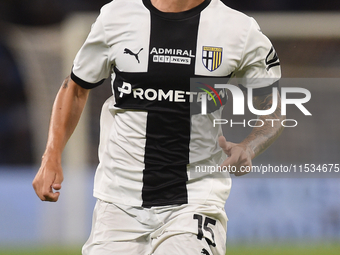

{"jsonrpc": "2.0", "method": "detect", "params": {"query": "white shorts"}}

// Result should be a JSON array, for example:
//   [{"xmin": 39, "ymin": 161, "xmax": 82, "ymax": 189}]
[{"xmin": 82, "ymin": 200, "xmax": 228, "ymax": 255}]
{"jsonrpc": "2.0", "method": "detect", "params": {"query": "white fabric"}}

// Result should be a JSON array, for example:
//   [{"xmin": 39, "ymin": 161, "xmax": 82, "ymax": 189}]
[
  {"xmin": 82, "ymin": 199, "xmax": 227, "ymax": 255},
  {"xmin": 73, "ymin": 0, "xmax": 281, "ymax": 208}
]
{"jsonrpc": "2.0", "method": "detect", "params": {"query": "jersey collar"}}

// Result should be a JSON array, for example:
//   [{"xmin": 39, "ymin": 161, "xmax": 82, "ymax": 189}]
[{"xmin": 142, "ymin": 0, "xmax": 211, "ymax": 20}]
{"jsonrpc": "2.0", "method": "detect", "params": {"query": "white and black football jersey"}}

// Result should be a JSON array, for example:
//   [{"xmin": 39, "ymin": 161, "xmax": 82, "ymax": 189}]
[{"xmin": 72, "ymin": 0, "xmax": 281, "ymax": 208}]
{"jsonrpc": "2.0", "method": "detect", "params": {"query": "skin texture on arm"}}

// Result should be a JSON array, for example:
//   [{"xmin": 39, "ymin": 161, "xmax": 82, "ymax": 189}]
[
  {"xmin": 219, "ymin": 91, "xmax": 285, "ymax": 176},
  {"xmin": 32, "ymin": 76, "xmax": 90, "ymax": 201}
]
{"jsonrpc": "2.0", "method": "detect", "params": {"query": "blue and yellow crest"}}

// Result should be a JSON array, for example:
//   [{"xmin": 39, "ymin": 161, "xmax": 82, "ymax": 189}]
[{"xmin": 202, "ymin": 46, "xmax": 223, "ymax": 72}]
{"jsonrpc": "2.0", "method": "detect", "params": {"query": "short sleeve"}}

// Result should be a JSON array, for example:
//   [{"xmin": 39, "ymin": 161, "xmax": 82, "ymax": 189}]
[
  {"xmin": 71, "ymin": 9, "xmax": 111, "ymax": 89},
  {"xmin": 234, "ymin": 18, "xmax": 281, "ymax": 89}
]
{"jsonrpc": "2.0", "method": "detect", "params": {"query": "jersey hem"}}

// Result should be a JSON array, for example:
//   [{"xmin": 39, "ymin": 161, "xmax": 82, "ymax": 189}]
[{"xmin": 93, "ymin": 191, "xmax": 226, "ymax": 209}]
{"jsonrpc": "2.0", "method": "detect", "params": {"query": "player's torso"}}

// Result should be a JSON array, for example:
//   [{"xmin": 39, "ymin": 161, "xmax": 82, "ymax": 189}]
[{"xmin": 94, "ymin": 0, "xmax": 249, "ymax": 207}]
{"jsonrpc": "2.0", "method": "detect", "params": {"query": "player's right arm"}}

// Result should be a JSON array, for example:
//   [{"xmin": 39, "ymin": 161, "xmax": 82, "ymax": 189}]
[{"xmin": 32, "ymin": 76, "xmax": 90, "ymax": 202}]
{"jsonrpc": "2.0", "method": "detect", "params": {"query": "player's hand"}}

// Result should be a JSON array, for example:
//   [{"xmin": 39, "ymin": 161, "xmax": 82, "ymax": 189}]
[
  {"xmin": 219, "ymin": 136, "xmax": 254, "ymax": 176},
  {"xmin": 32, "ymin": 156, "xmax": 64, "ymax": 202}
]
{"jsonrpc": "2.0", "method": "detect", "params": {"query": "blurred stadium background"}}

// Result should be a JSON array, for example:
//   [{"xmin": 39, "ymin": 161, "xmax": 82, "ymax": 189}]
[{"xmin": 0, "ymin": 0, "xmax": 340, "ymax": 254}]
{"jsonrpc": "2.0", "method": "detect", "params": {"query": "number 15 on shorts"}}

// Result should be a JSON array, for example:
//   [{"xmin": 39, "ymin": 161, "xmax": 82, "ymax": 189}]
[{"xmin": 193, "ymin": 214, "xmax": 216, "ymax": 247}]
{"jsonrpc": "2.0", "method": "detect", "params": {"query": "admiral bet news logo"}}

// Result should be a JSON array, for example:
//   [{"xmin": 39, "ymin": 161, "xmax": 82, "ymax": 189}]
[{"xmin": 196, "ymin": 80, "xmax": 312, "ymax": 128}]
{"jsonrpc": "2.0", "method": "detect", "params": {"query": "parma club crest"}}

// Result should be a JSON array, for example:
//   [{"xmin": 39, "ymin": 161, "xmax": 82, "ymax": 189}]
[{"xmin": 202, "ymin": 46, "xmax": 223, "ymax": 72}]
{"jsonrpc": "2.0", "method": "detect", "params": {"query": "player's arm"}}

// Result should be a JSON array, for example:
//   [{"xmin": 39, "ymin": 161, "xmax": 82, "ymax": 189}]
[
  {"xmin": 219, "ymin": 90, "xmax": 284, "ymax": 176},
  {"xmin": 32, "ymin": 76, "xmax": 90, "ymax": 202}
]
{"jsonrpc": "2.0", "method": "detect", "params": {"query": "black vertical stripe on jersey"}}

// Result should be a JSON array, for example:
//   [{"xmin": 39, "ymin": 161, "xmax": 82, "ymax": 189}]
[{"xmin": 141, "ymin": 11, "xmax": 201, "ymax": 208}]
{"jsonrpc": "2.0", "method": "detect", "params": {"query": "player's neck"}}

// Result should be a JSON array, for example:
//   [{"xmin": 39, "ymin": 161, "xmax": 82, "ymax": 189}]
[{"xmin": 150, "ymin": 0, "xmax": 205, "ymax": 12}]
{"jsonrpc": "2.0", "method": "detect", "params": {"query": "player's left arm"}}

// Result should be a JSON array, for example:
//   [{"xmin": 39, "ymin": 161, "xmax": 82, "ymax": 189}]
[{"xmin": 219, "ymin": 90, "xmax": 284, "ymax": 176}]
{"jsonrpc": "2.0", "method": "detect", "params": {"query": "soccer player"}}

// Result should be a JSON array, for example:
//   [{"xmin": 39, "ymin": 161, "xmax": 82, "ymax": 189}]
[{"xmin": 32, "ymin": 0, "xmax": 284, "ymax": 254}]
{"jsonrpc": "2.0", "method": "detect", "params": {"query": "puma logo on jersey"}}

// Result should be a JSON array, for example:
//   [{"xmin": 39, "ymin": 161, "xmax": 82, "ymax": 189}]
[
  {"xmin": 201, "ymin": 248, "xmax": 210, "ymax": 255},
  {"xmin": 124, "ymin": 48, "xmax": 143, "ymax": 63}
]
